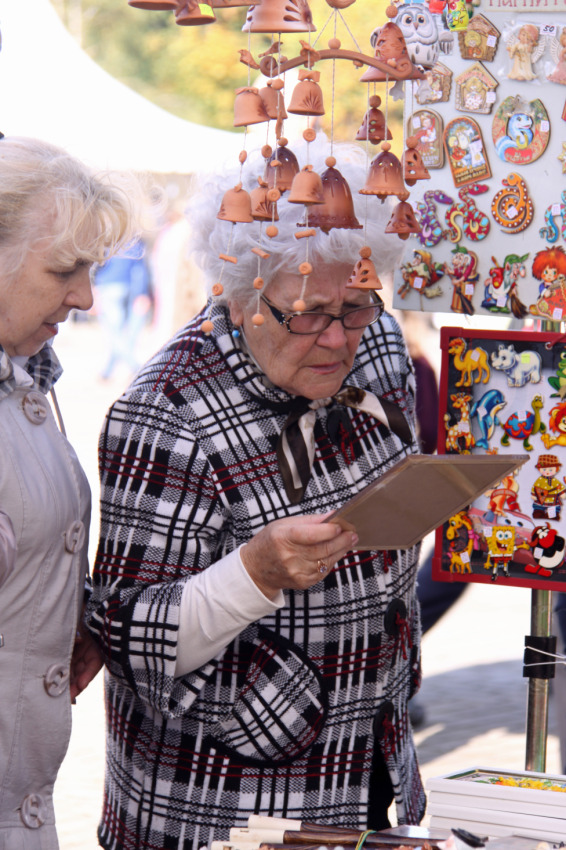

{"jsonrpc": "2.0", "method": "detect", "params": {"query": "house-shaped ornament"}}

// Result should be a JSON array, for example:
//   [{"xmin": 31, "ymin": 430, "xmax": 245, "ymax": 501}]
[
  {"xmin": 458, "ymin": 14, "xmax": 500, "ymax": 62},
  {"xmin": 455, "ymin": 62, "xmax": 498, "ymax": 115}
]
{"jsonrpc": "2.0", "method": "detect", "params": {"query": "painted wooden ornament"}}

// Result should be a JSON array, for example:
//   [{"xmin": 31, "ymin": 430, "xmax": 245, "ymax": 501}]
[
  {"xmin": 548, "ymin": 26, "xmax": 566, "ymax": 85},
  {"xmin": 491, "ymin": 173, "xmax": 534, "ymax": 234},
  {"xmin": 443, "ymin": 245, "xmax": 479, "ymax": 315},
  {"xmin": 492, "ymin": 96, "xmax": 550, "ymax": 165},
  {"xmin": 415, "ymin": 63, "xmax": 452, "ymax": 105},
  {"xmin": 455, "ymin": 62, "xmax": 498, "ymax": 115},
  {"xmin": 415, "ymin": 189, "xmax": 453, "ymax": 247},
  {"xmin": 457, "ymin": 14, "xmax": 500, "ymax": 62},
  {"xmin": 445, "ymin": 0, "xmax": 469, "ymax": 33},
  {"xmin": 539, "ymin": 190, "xmax": 566, "ymax": 244},
  {"xmin": 505, "ymin": 23, "xmax": 544, "ymax": 82},
  {"xmin": 407, "ymin": 108, "xmax": 444, "ymax": 169},
  {"xmin": 398, "ymin": 248, "xmax": 444, "ymax": 300},
  {"xmin": 391, "ymin": 2, "xmax": 454, "ymax": 70},
  {"xmin": 481, "ymin": 254, "xmax": 529, "ymax": 318},
  {"xmin": 444, "ymin": 116, "xmax": 491, "ymax": 187},
  {"xmin": 445, "ymin": 183, "xmax": 491, "ymax": 243}
]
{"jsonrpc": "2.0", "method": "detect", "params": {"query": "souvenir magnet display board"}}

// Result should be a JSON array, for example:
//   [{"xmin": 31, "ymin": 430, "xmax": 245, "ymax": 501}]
[
  {"xmin": 394, "ymin": 6, "xmax": 566, "ymax": 318},
  {"xmin": 433, "ymin": 326, "xmax": 566, "ymax": 591}
]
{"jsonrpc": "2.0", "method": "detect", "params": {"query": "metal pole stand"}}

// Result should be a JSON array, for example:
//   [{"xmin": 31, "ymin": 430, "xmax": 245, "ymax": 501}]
[{"xmin": 524, "ymin": 589, "xmax": 556, "ymax": 773}]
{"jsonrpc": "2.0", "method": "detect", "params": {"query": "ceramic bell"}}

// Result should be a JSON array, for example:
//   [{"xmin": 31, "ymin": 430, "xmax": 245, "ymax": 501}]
[
  {"xmin": 402, "ymin": 136, "xmax": 430, "ymax": 186},
  {"xmin": 212, "ymin": 0, "xmax": 260, "ymax": 6},
  {"xmin": 129, "ymin": 0, "xmax": 176, "ymax": 9},
  {"xmin": 233, "ymin": 87, "xmax": 270, "ymax": 127},
  {"xmin": 384, "ymin": 200, "xmax": 422, "ymax": 240},
  {"xmin": 259, "ymin": 81, "xmax": 288, "ymax": 121},
  {"xmin": 359, "ymin": 142, "xmax": 406, "ymax": 200},
  {"xmin": 264, "ymin": 144, "xmax": 300, "ymax": 193},
  {"xmin": 175, "ymin": 0, "xmax": 216, "ymax": 24},
  {"xmin": 288, "ymin": 165, "xmax": 325, "ymax": 205},
  {"xmin": 360, "ymin": 4, "xmax": 409, "ymax": 83},
  {"xmin": 242, "ymin": 0, "xmax": 315, "ymax": 33},
  {"xmin": 355, "ymin": 95, "xmax": 392, "ymax": 144},
  {"xmin": 250, "ymin": 179, "xmax": 279, "ymax": 222},
  {"xmin": 287, "ymin": 70, "xmax": 325, "ymax": 116},
  {"xmin": 346, "ymin": 248, "xmax": 383, "ymax": 290},
  {"xmin": 304, "ymin": 160, "xmax": 362, "ymax": 233},
  {"xmin": 217, "ymin": 184, "xmax": 254, "ymax": 223}
]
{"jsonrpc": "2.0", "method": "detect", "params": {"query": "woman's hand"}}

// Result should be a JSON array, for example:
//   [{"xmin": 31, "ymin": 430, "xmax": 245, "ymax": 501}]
[
  {"xmin": 241, "ymin": 515, "xmax": 359, "ymax": 599},
  {"xmin": 70, "ymin": 616, "xmax": 104, "ymax": 701}
]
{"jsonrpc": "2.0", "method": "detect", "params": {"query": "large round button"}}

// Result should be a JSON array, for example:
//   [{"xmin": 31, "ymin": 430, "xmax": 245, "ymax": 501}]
[
  {"xmin": 22, "ymin": 391, "xmax": 48, "ymax": 425},
  {"xmin": 44, "ymin": 663, "xmax": 70, "ymax": 697},
  {"xmin": 64, "ymin": 520, "xmax": 85, "ymax": 554},
  {"xmin": 20, "ymin": 793, "xmax": 46, "ymax": 829}
]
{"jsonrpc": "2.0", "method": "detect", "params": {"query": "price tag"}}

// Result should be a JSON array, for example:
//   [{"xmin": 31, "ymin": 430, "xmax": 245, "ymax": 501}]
[
  {"xmin": 414, "ymin": 276, "xmax": 424, "ymax": 289},
  {"xmin": 539, "ymin": 23, "xmax": 557, "ymax": 38},
  {"xmin": 541, "ymin": 120, "xmax": 550, "ymax": 133}
]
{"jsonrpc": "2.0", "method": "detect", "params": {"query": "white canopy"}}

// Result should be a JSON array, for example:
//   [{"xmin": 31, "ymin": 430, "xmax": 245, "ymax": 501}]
[{"xmin": 0, "ymin": 0, "xmax": 244, "ymax": 173}]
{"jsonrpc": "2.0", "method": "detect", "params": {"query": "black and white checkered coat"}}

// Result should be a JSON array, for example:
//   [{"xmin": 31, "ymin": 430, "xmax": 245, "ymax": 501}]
[{"xmin": 87, "ymin": 303, "xmax": 425, "ymax": 850}]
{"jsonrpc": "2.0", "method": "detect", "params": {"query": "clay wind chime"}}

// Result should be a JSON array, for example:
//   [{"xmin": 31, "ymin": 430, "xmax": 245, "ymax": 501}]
[{"xmin": 128, "ymin": 0, "xmax": 431, "ymax": 334}]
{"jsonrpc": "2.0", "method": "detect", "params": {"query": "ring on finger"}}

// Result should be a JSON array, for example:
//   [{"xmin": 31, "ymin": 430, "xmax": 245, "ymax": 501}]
[{"xmin": 317, "ymin": 559, "xmax": 328, "ymax": 574}]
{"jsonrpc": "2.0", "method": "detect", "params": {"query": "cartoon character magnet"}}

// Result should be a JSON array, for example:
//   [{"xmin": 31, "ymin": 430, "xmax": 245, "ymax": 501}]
[
  {"xmin": 531, "ymin": 454, "xmax": 565, "ymax": 520},
  {"xmin": 481, "ymin": 254, "xmax": 529, "ymax": 318},
  {"xmin": 527, "ymin": 523, "xmax": 566, "ymax": 577},
  {"xmin": 407, "ymin": 109, "xmax": 444, "ymax": 169},
  {"xmin": 415, "ymin": 189, "xmax": 453, "ymax": 247},
  {"xmin": 529, "ymin": 245, "xmax": 566, "ymax": 321},
  {"xmin": 541, "ymin": 401, "xmax": 566, "ymax": 447},
  {"xmin": 444, "ymin": 116, "xmax": 491, "ymax": 187},
  {"xmin": 455, "ymin": 62, "xmax": 498, "ymax": 115},
  {"xmin": 490, "ymin": 343, "xmax": 542, "ymax": 387},
  {"xmin": 458, "ymin": 14, "xmax": 500, "ymax": 62},
  {"xmin": 397, "ymin": 248, "xmax": 444, "ymax": 301},
  {"xmin": 415, "ymin": 62, "xmax": 452, "ymax": 105},
  {"xmin": 505, "ymin": 23, "xmax": 545, "ymax": 82},
  {"xmin": 539, "ymin": 191, "xmax": 566, "ymax": 244},
  {"xmin": 443, "ymin": 244, "xmax": 479, "ymax": 315},
  {"xmin": 492, "ymin": 96, "xmax": 550, "ymax": 165},
  {"xmin": 499, "ymin": 394, "xmax": 546, "ymax": 452}
]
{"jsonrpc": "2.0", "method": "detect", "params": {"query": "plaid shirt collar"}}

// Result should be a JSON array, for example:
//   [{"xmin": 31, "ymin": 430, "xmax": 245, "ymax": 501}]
[{"xmin": 0, "ymin": 342, "xmax": 63, "ymax": 401}]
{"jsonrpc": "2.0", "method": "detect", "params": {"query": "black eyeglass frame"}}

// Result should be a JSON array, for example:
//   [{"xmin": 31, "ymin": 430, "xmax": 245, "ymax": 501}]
[{"xmin": 260, "ymin": 291, "xmax": 385, "ymax": 335}]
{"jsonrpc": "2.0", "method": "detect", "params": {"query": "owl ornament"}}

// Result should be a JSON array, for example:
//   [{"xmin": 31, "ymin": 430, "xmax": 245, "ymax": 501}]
[{"xmin": 387, "ymin": 1, "xmax": 454, "ymax": 70}]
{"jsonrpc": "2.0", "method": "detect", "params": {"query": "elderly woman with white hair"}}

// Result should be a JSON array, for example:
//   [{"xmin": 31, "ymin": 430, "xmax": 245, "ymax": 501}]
[
  {"xmin": 0, "ymin": 137, "xmax": 136, "ymax": 850},
  {"xmin": 86, "ymin": 139, "xmax": 426, "ymax": 850}
]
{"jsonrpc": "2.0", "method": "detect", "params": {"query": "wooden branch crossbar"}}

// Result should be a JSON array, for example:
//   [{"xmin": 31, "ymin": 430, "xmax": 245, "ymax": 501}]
[{"xmin": 259, "ymin": 48, "xmax": 425, "ymax": 81}]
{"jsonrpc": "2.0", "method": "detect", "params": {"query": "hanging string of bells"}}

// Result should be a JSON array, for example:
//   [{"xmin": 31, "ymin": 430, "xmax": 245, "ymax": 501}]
[{"xmin": 127, "ymin": 0, "xmax": 429, "ymax": 331}]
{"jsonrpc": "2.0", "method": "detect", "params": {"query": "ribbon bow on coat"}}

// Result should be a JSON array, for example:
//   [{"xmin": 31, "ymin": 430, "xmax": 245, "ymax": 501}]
[{"xmin": 276, "ymin": 386, "xmax": 413, "ymax": 505}]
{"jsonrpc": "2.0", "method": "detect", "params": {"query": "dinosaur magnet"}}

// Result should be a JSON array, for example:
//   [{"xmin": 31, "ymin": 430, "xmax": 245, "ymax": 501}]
[
  {"xmin": 444, "ymin": 116, "xmax": 491, "ymax": 187},
  {"xmin": 491, "ymin": 173, "xmax": 534, "ymax": 235},
  {"xmin": 407, "ymin": 109, "xmax": 445, "ymax": 169},
  {"xmin": 443, "ymin": 244, "xmax": 479, "ymax": 315},
  {"xmin": 530, "ymin": 454, "xmax": 565, "ymax": 520},
  {"xmin": 492, "ymin": 96, "xmax": 550, "ymax": 165},
  {"xmin": 445, "ymin": 183, "xmax": 491, "ymax": 243}
]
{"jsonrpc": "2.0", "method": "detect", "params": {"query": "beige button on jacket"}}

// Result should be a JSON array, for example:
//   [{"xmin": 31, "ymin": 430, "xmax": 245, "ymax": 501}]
[{"xmin": 0, "ymin": 350, "xmax": 91, "ymax": 850}]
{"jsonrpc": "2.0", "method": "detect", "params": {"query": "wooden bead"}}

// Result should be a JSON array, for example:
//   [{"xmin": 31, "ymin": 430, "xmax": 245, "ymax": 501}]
[
  {"xmin": 292, "ymin": 299, "xmax": 306, "ymax": 312},
  {"xmin": 328, "ymin": 37, "xmax": 340, "ymax": 49},
  {"xmin": 238, "ymin": 150, "xmax": 247, "ymax": 163},
  {"xmin": 271, "ymin": 78, "xmax": 284, "ymax": 91},
  {"xmin": 278, "ymin": 137, "xmax": 288, "ymax": 146},
  {"xmin": 303, "ymin": 128, "xmax": 316, "ymax": 142},
  {"xmin": 252, "ymin": 313, "xmax": 265, "ymax": 326},
  {"xmin": 253, "ymin": 276, "xmax": 264, "ymax": 289},
  {"xmin": 369, "ymin": 95, "xmax": 381, "ymax": 108},
  {"xmin": 267, "ymin": 188, "xmax": 281, "ymax": 202},
  {"xmin": 201, "ymin": 319, "xmax": 214, "ymax": 335},
  {"xmin": 325, "ymin": 156, "xmax": 336, "ymax": 167},
  {"xmin": 261, "ymin": 144, "xmax": 273, "ymax": 158},
  {"xmin": 359, "ymin": 246, "xmax": 372, "ymax": 259},
  {"xmin": 299, "ymin": 261, "xmax": 313, "ymax": 275},
  {"xmin": 266, "ymin": 224, "xmax": 279, "ymax": 237},
  {"xmin": 212, "ymin": 283, "xmax": 224, "ymax": 296},
  {"xmin": 380, "ymin": 142, "xmax": 391, "ymax": 153}
]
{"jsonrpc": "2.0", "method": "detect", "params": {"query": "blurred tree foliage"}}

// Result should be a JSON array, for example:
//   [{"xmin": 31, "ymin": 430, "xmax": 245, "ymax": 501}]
[{"xmin": 52, "ymin": 0, "xmax": 403, "ymax": 145}]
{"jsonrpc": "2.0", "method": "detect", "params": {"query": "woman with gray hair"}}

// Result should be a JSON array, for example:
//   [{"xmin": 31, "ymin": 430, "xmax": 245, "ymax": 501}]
[
  {"xmin": 87, "ymin": 138, "xmax": 426, "ymax": 850},
  {"xmin": 0, "ymin": 136, "xmax": 137, "ymax": 850}
]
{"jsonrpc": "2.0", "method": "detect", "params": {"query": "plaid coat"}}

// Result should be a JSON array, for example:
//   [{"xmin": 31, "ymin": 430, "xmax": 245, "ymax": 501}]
[{"xmin": 86, "ymin": 303, "xmax": 425, "ymax": 850}]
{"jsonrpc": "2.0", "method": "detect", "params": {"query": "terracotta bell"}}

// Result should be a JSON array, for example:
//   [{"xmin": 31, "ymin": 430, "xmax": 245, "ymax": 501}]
[
  {"xmin": 402, "ymin": 136, "xmax": 430, "ymax": 185},
  {"xmin": 303, "ymin": 160, "xmax": 362, "ymax": 233},
  {"xmin": 359, "ymin": 142, "xmax": 406, "ymax": 201},
  {"xmin": 288, "ymin": 165, "xmax": 325, "ymax": 205},
  {"xmin": 242, "ymin": 0, "xmax": 316, "ymax": 33},
  {"xmin": 384, "ymin": 200, "xmax": 422, "ymax": 240},
  {"xmin": 259, "ymin": 81, "xmax": 288, "ymax": 121},
  {"xmin": 287, "ymin": 70, "xmax": 325, "ymax": 116},
  {"xmin": 128, "ymin": 0, "xmax": 177, "ymax": 9},
  {"xmin": 217, "ymin": 184, "xmax": 254, "ymax": 223},
  {"xmin": 250, "ymin": 179, "xmax": 279, "ymax": 222},
  {"xmin": 264, "ymin": 144, "xmax": 300, "ymax": 193},
  {"xmin": 355, "ymin": 95, "xmax": 392, "ymax": 144},
  {"xmin": 175, "ymin": 0, "xmax": 216, "ymax": 24},
  {"xmin": 360, "ymin": 5, "xmax": 409, "ymax": 83},
  {"xmin": 233, "ymin": 87, "xmax": 270, "ymax": 127},
  {"xmin": 211, "ymin": 0, "xmax": 260, "ymax": 7},
  {"xmin": 346, "ymin": 248, "xmax": 383, "ymax": 291}
]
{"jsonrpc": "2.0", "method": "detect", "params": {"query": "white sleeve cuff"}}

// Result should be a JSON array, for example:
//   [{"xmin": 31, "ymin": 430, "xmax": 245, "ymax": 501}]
[{"xmin": 175, "ymin": 545, "xmax": 285, "ymax": 677}]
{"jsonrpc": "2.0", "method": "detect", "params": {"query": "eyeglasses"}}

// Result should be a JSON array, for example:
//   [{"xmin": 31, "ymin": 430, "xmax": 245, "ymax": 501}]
[{"xmin": 260, "ymin": 292, "xmax": 384, "ymax": 335}]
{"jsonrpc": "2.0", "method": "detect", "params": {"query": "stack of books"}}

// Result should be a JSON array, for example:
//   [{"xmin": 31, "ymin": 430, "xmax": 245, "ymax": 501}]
[{"xmin": 426, "ymin": 766, "xmax": 566, "ymax": 842}]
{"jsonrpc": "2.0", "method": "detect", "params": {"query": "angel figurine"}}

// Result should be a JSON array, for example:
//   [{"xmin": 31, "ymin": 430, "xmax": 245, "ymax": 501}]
[
  {"xmin": 548, "ymin": 26, "xmax": 566, "ymax": 85},
  {"xmin": 506, "ymin": 24, "xmax": 544, "ymax": 82}
]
